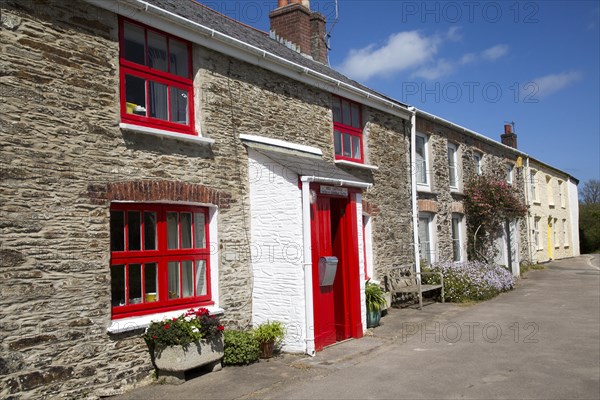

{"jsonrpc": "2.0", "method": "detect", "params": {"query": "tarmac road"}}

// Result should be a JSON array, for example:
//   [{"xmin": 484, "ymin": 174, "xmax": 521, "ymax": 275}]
[{"xmin": 114, "ymin": 255, "xmax": 600, "ymax": 400}]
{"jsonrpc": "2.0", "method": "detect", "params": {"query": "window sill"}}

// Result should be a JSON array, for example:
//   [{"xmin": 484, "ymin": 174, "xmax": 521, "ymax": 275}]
[
  {"xmin": 334, "ymin": 159, "xmax": 379, "ymax": 171},
  {"xmin": 417, "ymin": 184, "xmax": 433, "ymax": 193},
  {"xmin": 107, "ymin": 305, "xmax": 225, "ymax": 334},
  {"xmin": 120, "ymin": 123, "xmax": 215, "ymax": 145}
]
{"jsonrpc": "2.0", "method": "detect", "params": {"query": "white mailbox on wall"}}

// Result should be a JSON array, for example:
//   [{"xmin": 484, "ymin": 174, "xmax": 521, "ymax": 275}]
[{"xmin": 319, "ymin": 256, "xmax": 338, "ymax": 286}]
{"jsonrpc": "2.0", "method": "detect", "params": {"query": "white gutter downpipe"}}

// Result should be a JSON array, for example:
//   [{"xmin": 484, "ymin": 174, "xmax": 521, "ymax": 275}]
[
  {"xmin": 300, "ymin": 178, "xmax": 315, "ymax": 356},
  {"xmin": 524, "ymin": 157, "xmax": 533, "ymax": 265},
  {"xmin": 408, "ymin": 107, "xmax": 421, "ymax": 273}
]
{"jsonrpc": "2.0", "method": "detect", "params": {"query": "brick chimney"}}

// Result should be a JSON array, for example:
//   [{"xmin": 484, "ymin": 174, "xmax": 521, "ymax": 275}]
[
  {"xmin": 270, "ymin": 0, "xmax": 328, "ymax": 64},
  {"xmin": 501, "ymin": 124, "xmax": 518, "ymax": 148}
]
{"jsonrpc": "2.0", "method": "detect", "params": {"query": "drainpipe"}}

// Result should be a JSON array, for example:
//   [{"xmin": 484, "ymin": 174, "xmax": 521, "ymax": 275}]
[
  {"xmin": 300, "ymin": 178, "xmax": 316, "ymax": 356},
  {"xmin": 524, "ymin": 157, "xmax": 533, "ymax": 265},
  {"xmin": 408, "ymin": 107, "xmax": 421, "ymax": 273}
]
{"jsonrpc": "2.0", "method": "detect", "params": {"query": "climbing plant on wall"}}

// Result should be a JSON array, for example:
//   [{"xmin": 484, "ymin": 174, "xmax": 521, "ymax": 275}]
[{"xmin": 464, "ymin": 175, "xmax": 528, "ymax": 262}]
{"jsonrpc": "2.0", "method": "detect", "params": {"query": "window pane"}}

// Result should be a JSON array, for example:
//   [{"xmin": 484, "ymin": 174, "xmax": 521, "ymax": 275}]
[
  {"xmin": 144, "ymin": 263, "xmax": 158, "ymax": 303},
  {"xmin": 332, "ymin": 97, "xmax": 342, "ymax": 123},
  {"xmin": 168, "ymin": 261, "xmax": 180, "ymax": 299},
  {"xmin": 167, "ymin": 212, "xmax": 178, "ymax": 249},
  {"xmin": 147, "ymin": 30, "xmax": 168, "ymax": 72},
  {"xmin": 181, "ymin": 212, "xmax": 192, "ymax": 249},
  {"xmin": 125, "ymin": 75, "xmax": 146, "ymax": 116},
  {"xmin": 128, "ymin": 264, "xmax": 142, "ymax": 304},
  {"xmin": 169, "ymin": 38, "xmax": 189, "ymax": 78},
  {"xmin": 182, "ymin": 260, "xmax": 194, "ymax": 298},
  {"xmin": 334, "ymin": 131, "xmax": 342, "ymax": 155},
  {"xmin": 149, "ymin": 81, "xmax": 168, "ymax": 120},
  {"xmin": 196, "ymin": 260, "xmax": 207, "ymax": 296},
  {"xmin": 419, "ymin": 217, "xmax": 431, "ymax": 264},
  {"xmin": 170, "ymin": 87, "xmax": 189, "ymax": 125},
  {"xmin": 343, "ymin": 133, "xmax": 351, "ymax": 157},
  {"xmin": 111, "ymin": 265, "xmax": 126, "ymax": 307},
  {"xmin": 342, "ymin": 100, "xmax": 351, "ymax": 126},
  {"xmin": 110, "ymin": 211, "xmax": 125, "ymax": 252},
  {"xmin": 123, "ymin": 22, "xmax": 146, "ymax": 65},
  {"xmin": 194, "ymin": 213, "xmax": 206, "ymax": 248},
  {"xmin": 351, "ymin": 103, "xmax": 360, "ymax": 128},
  {"xmin": 352, "ymin": 136, "xmax": 361, "ymax": 159},
  {"xmin": 128, "ymin": 211, "xmax": 141, "ymax": 251},
  {"xmin": 144, "ymin": 212, "xmax": 157, "ymax": 250}
]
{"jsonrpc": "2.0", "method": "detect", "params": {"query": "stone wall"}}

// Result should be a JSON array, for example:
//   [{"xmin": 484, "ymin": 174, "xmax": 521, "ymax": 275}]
[
  {"xmin": 416, "ymin": 117, "xmax": 528, "ymax": 267},
  {"xmin": 0, "ymin": 1, "xmax": 414, "ymax": 397}
]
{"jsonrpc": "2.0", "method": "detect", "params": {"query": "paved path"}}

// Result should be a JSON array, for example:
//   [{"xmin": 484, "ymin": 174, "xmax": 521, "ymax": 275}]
[{"xmin": 114, "ymin": 256, "xmax": 600, "ymax": 399}]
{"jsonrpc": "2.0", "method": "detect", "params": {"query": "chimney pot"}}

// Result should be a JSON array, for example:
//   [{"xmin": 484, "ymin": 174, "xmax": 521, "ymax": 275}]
[
  {"xmin": 278, "ymin": 0, "xmax": 287, "ymax": 8},
  {"xmin": 504, "ymin": 124, "xmax": 512, "ymax": 134}
]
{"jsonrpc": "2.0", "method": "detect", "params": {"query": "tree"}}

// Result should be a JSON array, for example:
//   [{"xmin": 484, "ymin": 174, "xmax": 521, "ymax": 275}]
[
  {"xmin": 579, "ymin": 179, "xmax": 600, "ymax": 253},
  {"xmin": 464, "ymin": 176, "xmax": 528, "ymax": 262},
  {"xmin": 580, "ymin": 179, "xmax": 600, "ymax": 205}
]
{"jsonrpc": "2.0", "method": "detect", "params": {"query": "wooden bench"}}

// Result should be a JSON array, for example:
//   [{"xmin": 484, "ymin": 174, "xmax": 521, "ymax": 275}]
[{"xmin": 384, "ymin": 264, "xmax": 444, "ymax": 310}]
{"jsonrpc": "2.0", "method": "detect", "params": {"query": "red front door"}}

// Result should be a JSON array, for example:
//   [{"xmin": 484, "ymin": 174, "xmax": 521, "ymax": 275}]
[{"xmin": 310, "ymin": 186, "xmax": 363, "ymax": 351}]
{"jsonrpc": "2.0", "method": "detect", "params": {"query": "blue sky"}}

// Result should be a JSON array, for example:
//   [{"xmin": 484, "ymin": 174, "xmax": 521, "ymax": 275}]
[{"xmin": 201, "ymin": 1, "xmax": 600, "ymax": 185}]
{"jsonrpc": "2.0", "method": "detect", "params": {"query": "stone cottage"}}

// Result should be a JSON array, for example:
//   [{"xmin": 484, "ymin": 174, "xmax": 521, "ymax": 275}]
[
  {"xmin": 1, "ymin": 0, "xmax": 415, "ymax": 397},
  {"xmin": 414, "ymin": 112, "xmax": 528, "ymax": 275}
]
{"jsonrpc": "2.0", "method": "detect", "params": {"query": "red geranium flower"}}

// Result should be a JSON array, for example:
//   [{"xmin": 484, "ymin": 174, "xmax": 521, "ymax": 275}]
[
  {"xmin": 218, "ymin": 325, "xmax": 224, "ymax": 331},
  {"xmin": 164, "ymin": 324, "xmax": 170, "ymax": 329}
]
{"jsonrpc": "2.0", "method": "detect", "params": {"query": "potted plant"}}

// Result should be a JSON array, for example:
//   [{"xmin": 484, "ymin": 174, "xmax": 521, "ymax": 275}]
[
  {"xmin": 253, "ymin": 321, "xmax": 285, "ymax": 359},
  {"xmin": 365, "ymin": 280, "xmax": 387, "ymax": 328},
  {"xmin": 144, "ymin": 307, "xmax": 225, "ymax": 384}
]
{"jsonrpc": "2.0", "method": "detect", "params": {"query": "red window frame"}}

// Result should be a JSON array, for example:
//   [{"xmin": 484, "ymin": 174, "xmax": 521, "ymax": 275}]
[
  {"xmin": 110, "ymin": 203, "xmax": 211, "ymax": 319},
  {"xmin": 119, "ymin": 17, "xmax": 195, "ymax": 135},
  {"xmin": 332, "ymin": 96, "xmax": 364, "ymax": 163}
]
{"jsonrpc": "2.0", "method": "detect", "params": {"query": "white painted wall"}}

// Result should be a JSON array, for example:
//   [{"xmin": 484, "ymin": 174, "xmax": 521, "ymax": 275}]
[
  {"xmin": 248, "ymin": 149, "xmax": 306, "ymax": 353},
  {"xmin": 568, "ymin": 179, "xmax": 581, "ymax": 256}
]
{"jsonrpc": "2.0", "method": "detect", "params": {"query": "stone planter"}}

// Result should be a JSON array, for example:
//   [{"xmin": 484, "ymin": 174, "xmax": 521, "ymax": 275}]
[{"xmin": 153, "ymin": 336, "xmax": 224, "ymax": 384}]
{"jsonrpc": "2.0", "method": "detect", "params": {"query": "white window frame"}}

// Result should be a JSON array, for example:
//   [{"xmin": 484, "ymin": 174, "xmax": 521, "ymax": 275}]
[
  {"xmin": 506, "ymin": 163, "xmax": 514, "ymax": 185},
  {"xmin": 418, "ymin": 212, "xmax": 436, "ymax": 265},
  {"xmin": 447, "ymin": 143, "xmax": 459, "ymax": 190},
  {"xmin": 534, "ymin": 217, "xmax": 541, "ymax": 250},
  {"xmin": 415, "ymin": 132, "xmax": 431, "ymax": 191},
  {"xmin": 562, "ymin": 219, "xmax": 569, "ymax": 247},
  {"xmin": 451, "ymin": 213, "xmax": 464, "ymax": 262},
  {"xmin": 558, "ymin": 180, "xmax": 565, "ymax": 208},
  {"xmin": 530, "ymin": 169, "xmax": 538, "ymax": 203},
  {"xmin": 473, "ymin": 153, "xmax": 482, "ymax": 175},
  {"xmin": 546, "ymin": 176, "xmax": 554, "ymax": 206}
]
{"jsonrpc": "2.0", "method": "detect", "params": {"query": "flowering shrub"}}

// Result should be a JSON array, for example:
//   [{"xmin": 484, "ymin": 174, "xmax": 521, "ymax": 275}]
[
  {"xmin": 464, "ymin": 176, "xmax": 528, "ymax": 261},
  {"xmin": 144, "ymin": 308, "xmax": 224, "ymax": 352},
  {"xmin": 424, "ymin": 261, "xmax": 515, "ymax": 302}
]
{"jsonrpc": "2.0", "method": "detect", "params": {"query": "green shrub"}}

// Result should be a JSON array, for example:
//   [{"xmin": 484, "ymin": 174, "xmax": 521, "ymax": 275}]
[{"xmin": 223, "ymin": 330, "xmax": 259, "ymax": 366}]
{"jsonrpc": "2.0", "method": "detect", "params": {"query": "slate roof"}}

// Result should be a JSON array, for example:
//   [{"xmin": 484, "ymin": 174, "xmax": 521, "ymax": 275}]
[{"xmin": 143, "ymin": 0, "xmax": 408, "ymax": 108}]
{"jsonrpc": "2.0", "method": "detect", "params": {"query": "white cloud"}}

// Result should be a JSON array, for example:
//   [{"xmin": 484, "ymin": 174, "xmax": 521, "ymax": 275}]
[
  {"xmin": 530, "ymin": 71, "xmax": 583, "ymax": 98},
  {"xmin": 412, "ymin": 59, "xmax": 454, "ymax": 80},
  {"xmin": 482, "ymin": 44, "xmax": 509, "ymax": 61},
  {"xmin": 337, "ymin": 29, "xmax": 508, "ymax": 82},
  {"xmin": 336, "ymin": 30, "xmax": 442, "ymax": 81}
]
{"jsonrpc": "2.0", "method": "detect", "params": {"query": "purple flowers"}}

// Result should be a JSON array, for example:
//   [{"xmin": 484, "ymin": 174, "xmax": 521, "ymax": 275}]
[{"xmin": 426, "ymin": 261, "xmax": 515, "ymax": 302}]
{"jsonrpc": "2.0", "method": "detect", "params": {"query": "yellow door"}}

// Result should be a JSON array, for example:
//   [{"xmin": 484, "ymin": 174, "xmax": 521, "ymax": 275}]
[{"xmin": 547, "ymin": 219, "xmax": 553, "ymax": 260}]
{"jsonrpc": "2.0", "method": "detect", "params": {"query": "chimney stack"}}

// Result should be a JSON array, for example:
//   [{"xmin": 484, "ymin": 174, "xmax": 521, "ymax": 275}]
[
  {"xmin": 501, "ymin": 124, "xmax": 518, "ymax": 148},
  {"xmin": 270, "ymin": 0, "xmax": 328, "ymax": 64}
]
